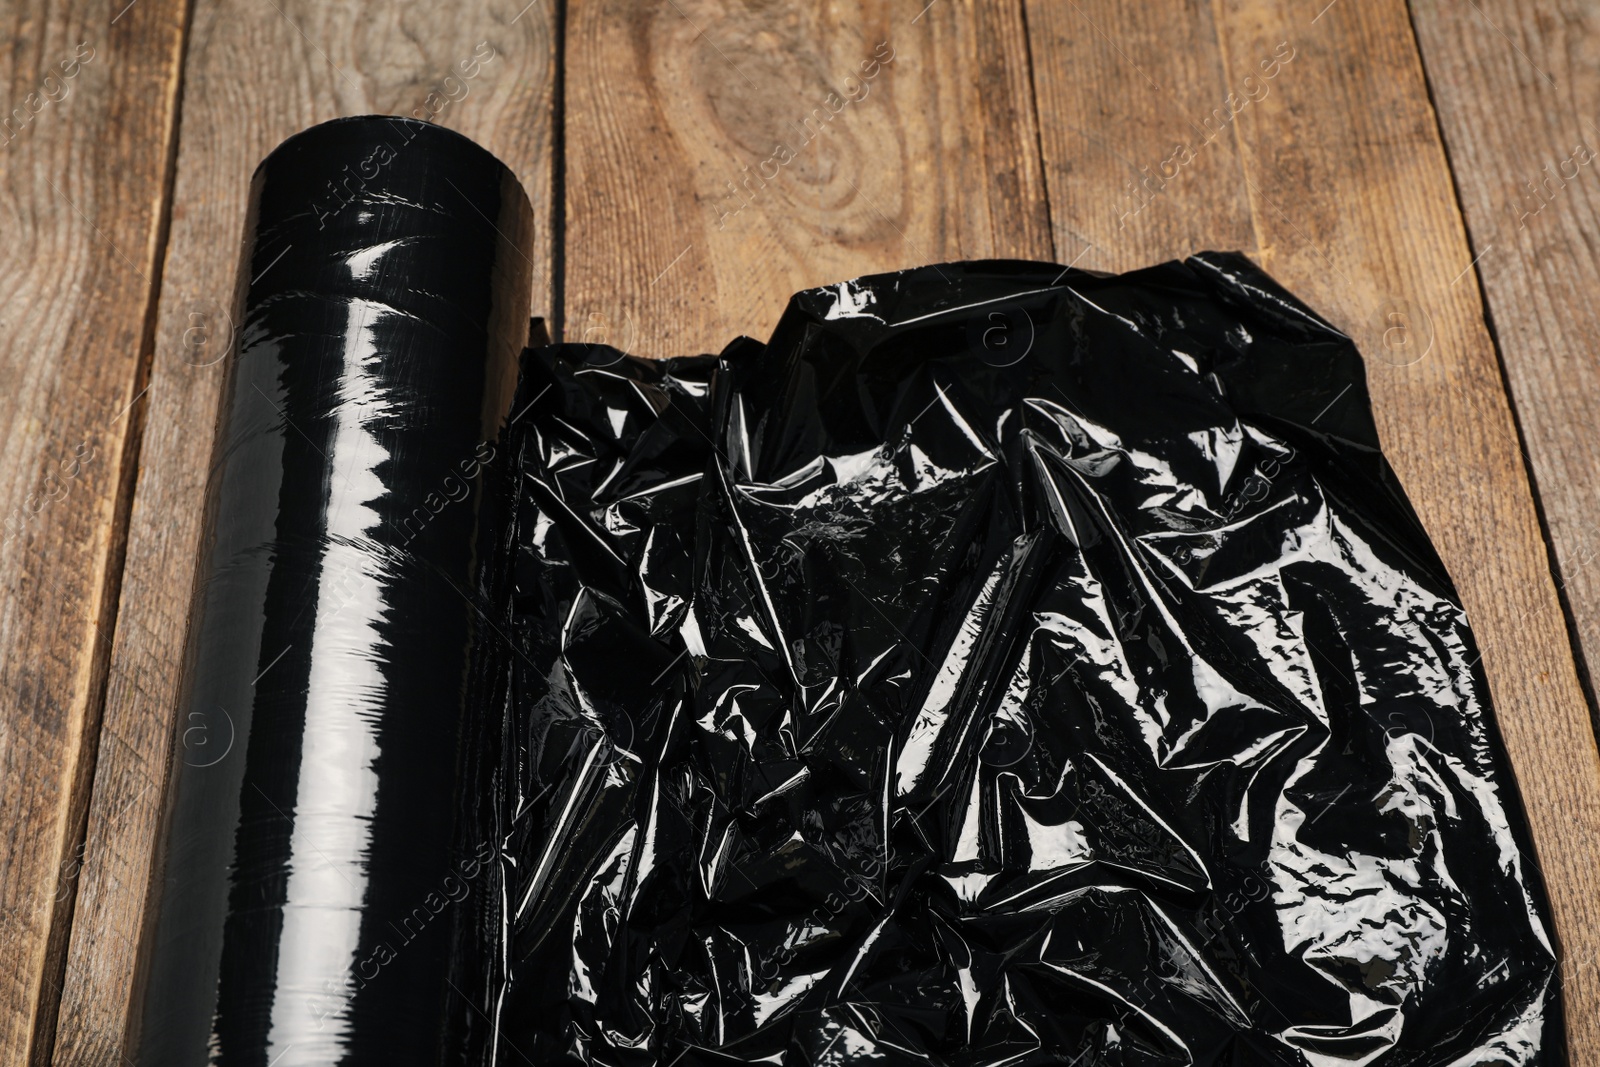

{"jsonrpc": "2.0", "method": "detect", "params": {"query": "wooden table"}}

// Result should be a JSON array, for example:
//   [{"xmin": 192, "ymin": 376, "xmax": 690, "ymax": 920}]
[{"xmin": 3, "ymin": 0, "xmax": 1598, "ymax": 1062}]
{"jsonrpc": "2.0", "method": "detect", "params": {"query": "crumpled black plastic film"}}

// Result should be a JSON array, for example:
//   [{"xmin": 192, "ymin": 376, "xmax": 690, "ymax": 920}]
[{"xmin": 482, "ymin": 258, "xmax": 1563, "ymax": 1066}]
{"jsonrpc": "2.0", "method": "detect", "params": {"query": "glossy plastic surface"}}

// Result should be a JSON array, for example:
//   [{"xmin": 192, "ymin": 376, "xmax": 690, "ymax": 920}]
[
  {"xmin": 484, "ymin": 257, "xmax": 1563, "ymax": 1066},
  {"xmin": 136, "ymin": 116, "xmax": 533, "ymax": 1066}
]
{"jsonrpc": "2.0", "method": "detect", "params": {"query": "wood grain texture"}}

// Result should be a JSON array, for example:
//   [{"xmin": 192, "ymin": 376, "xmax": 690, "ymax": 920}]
[
  {"xmin": 563, "ymin": 0, "xmax": 1053, "ymax": 359},
  {"xmin": 1027, "ymin": 0, "xmax": 1600, "ymax": 1054},
  {"xmin": 1024, "ymin": 0, "xmax": 1257, "ymax": 270},
  {"xmin": 0, "ymin": 3, "xmax": 189, "ymax": 1063},
  {"xmin": 44, "ymin": 2, "xmax": 556, "ymax": 1063},
  {"xmin": 1407, "ymin": 0, "xmax": 1600, "ymax": 1019}
]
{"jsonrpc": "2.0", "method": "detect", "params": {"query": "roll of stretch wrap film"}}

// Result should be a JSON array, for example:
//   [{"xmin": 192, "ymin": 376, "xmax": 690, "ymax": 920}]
[
  {"xmin": 140, "ymin": 118, "xmax": 1563, "ymax": 1066},
  {"xmin": 137, "ymin": 117, "xmax": 533, "ymax": 1066}
]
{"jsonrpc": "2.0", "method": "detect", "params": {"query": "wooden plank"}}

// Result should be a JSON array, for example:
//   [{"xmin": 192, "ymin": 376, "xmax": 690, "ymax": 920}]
[
  {"xmin": 1024, "ymin": 0, "xmax": 1257, "ymax": 270},
  {"xmin": 45, "ymin": 2, "xmax": 557, "ymax": 1063},
  {"xmin": 563, "ymin": 0, "xmax": 1053, "ymax": 359},
  {"xmin": 0, "ymin": 2, "xmax": 189, "ymax": 1063},
  {"xmin": 1026, "ymin": 0, "xmax": 1600, "ymax": 1055},
  {"xmin": 1407, "ymin": 0, "xmax": 1600, "ymax": 1027}
]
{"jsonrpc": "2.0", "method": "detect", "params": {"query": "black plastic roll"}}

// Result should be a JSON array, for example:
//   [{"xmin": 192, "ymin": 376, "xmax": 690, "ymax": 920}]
[{"xmin": 136, "ymin": 116, "xmax": 533, "ymax": 1066}]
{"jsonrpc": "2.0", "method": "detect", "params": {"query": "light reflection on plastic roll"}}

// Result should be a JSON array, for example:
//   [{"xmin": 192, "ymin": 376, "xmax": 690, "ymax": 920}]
[{"xmin": 264, "ymin": 299, "xmax": 391, "ymax": 1064}]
